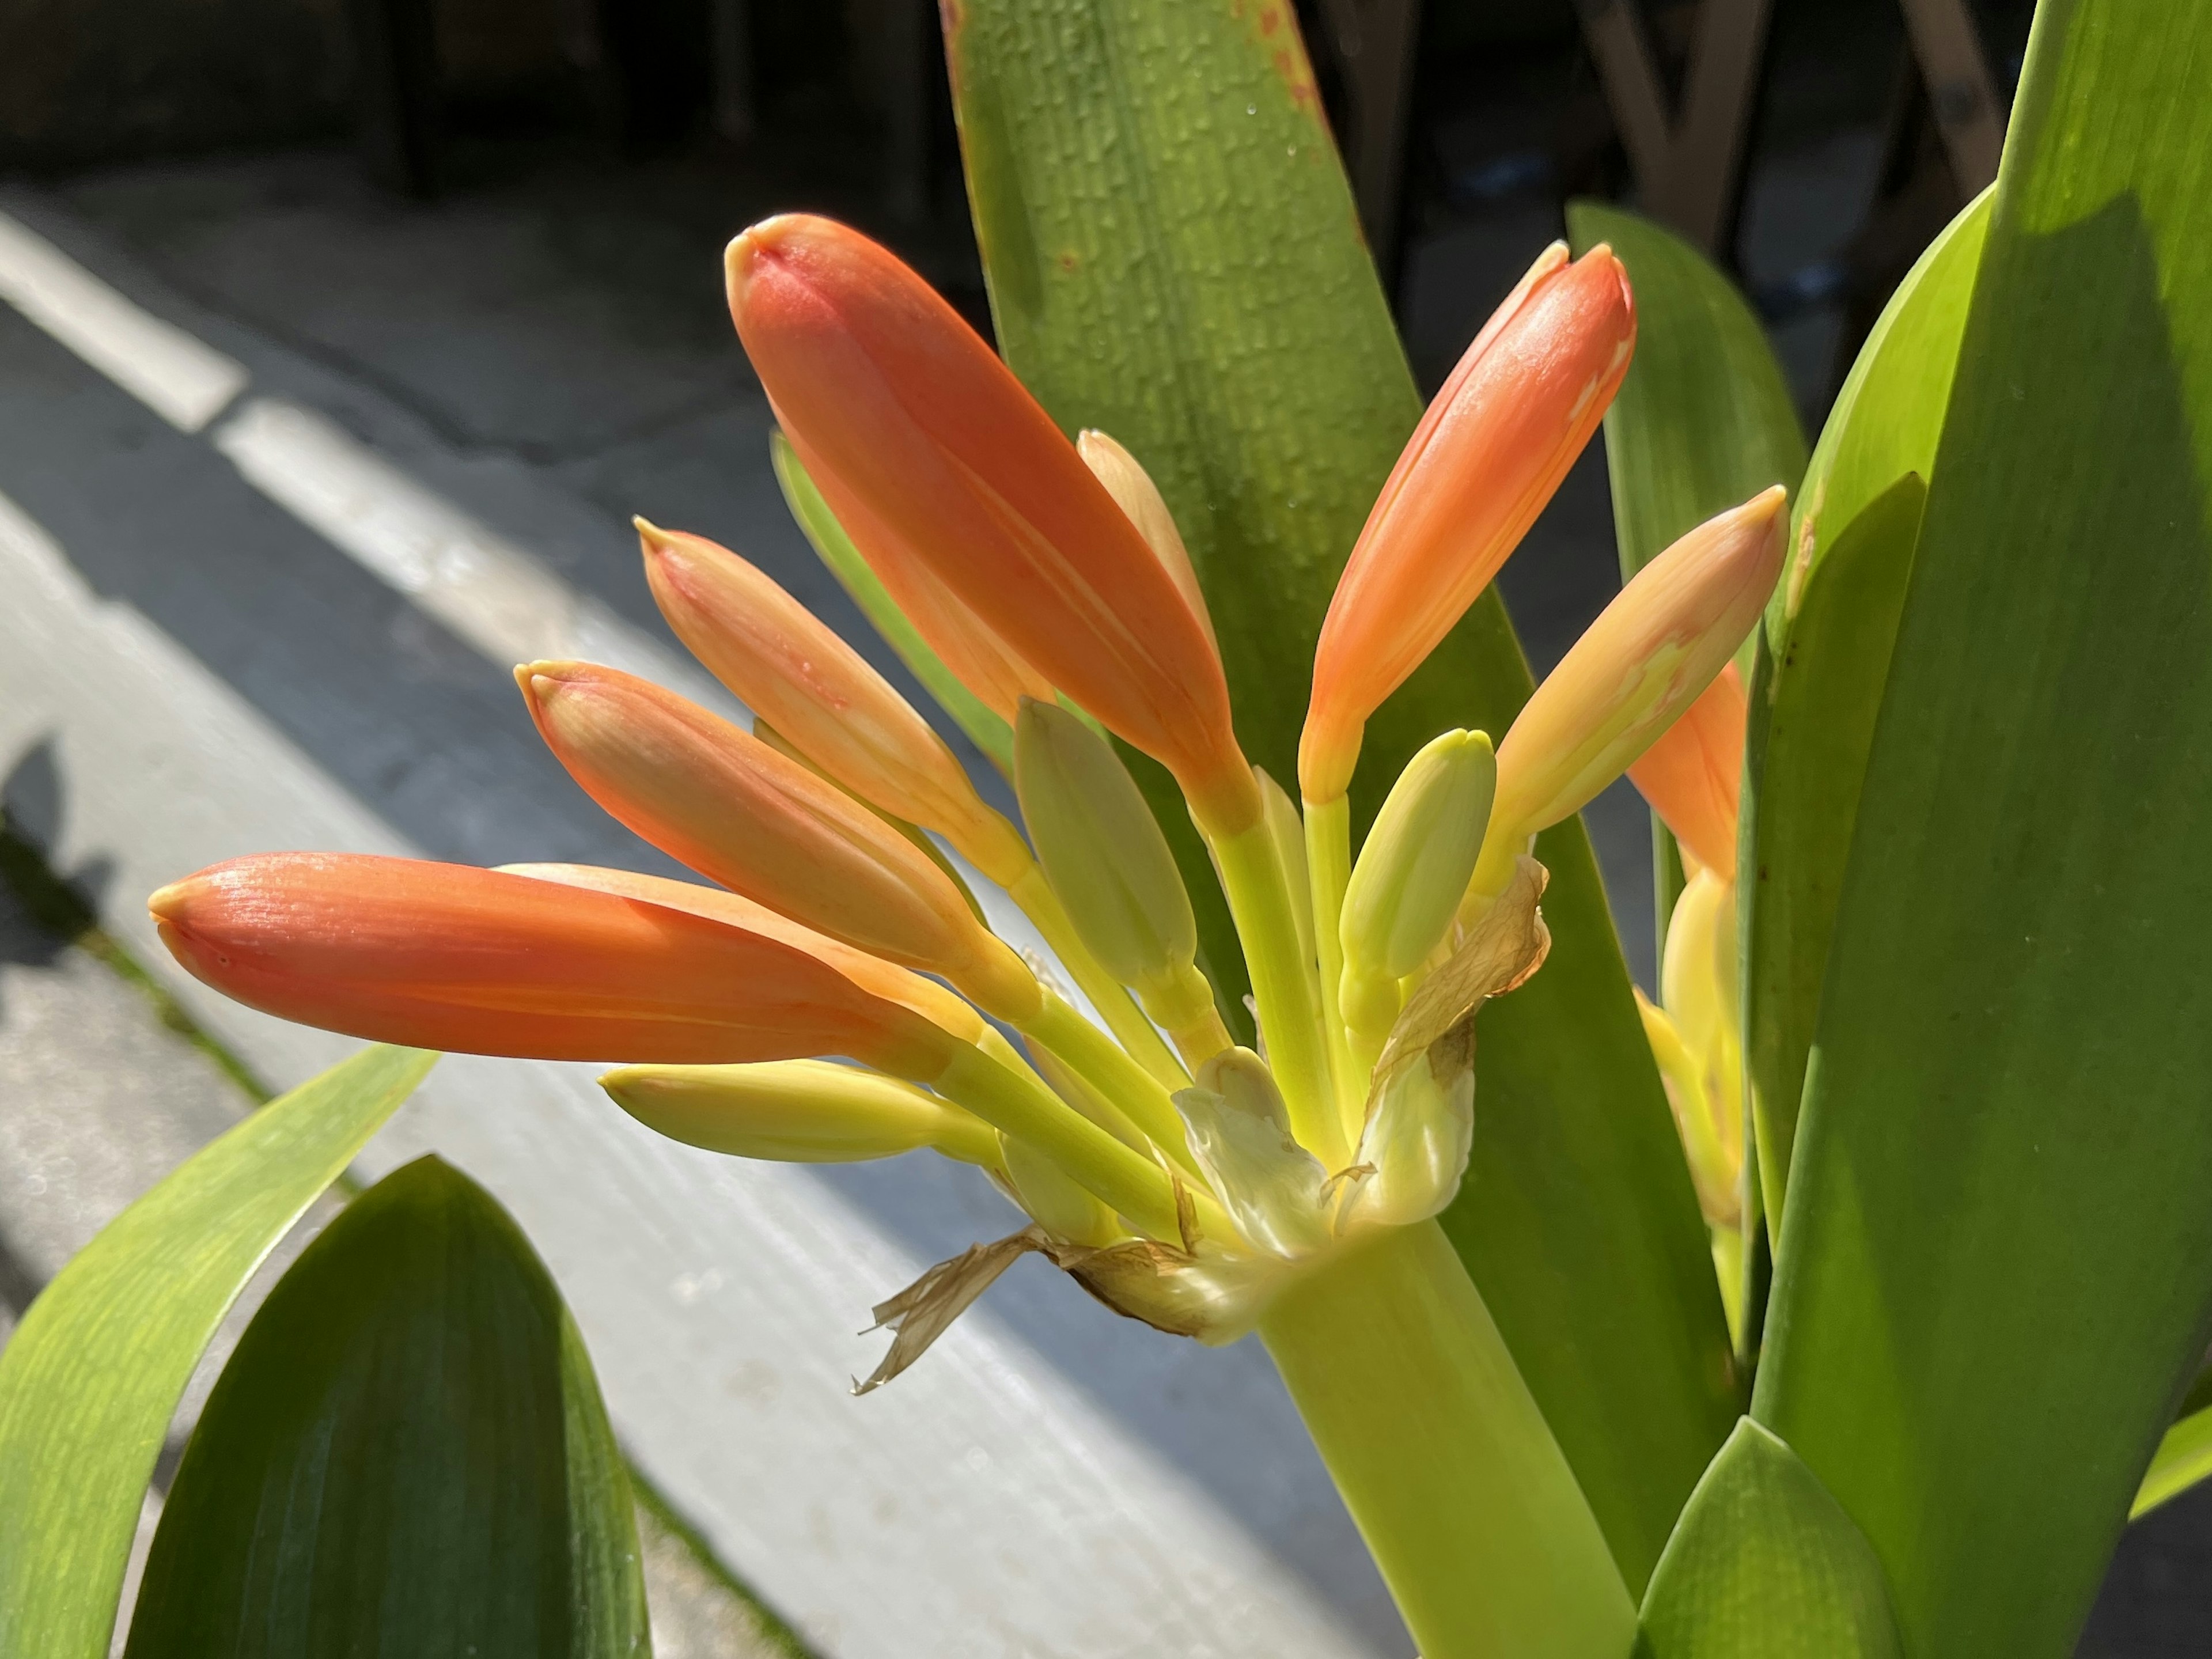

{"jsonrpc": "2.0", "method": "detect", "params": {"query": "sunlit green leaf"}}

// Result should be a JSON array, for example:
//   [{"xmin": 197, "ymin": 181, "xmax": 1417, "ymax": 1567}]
[
  {"xmin": 1637, "ymin": 1418, "xmax": 1901, "ymax": 1658},
  {"xmin": 124, "ymin": 1156, "xmax": 647, "ymax": 1659},
  {"xmin": 942, "ymin": 0, "xmax": 1736, "ymax": 1590},
  {"xmin": 1753, "ymin": 6, "xmax": 2212, "ymax": 1654},
  {"xmin": 1738, "ymin": 475, "xmax": 1926, "ymax": 1237},
  {"xmin": 2134, "ymin": 1404, "xmax": 2212, "ymax": 1521},
  {"xmin": 0, "ymin": 1046, "xmax": 436, "ymax": 1659}
]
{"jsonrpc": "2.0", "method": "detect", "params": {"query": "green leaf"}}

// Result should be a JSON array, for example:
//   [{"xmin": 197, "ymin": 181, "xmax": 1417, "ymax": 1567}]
[
  {"xmin": 1752, "ymin": 5, "xmax": 2212, "ymax": 1655},
  {"xmin": 2134, "ymin": 1405, "xmax": 2212, "ymax": 1520},
  {"xmin": 772, "ymin": 430, "xmax": 1014, "ymax": 775},
  {"xmin": 1784, "ymin": 190, "xmax": 1992, "ymax": 638},
  {"xmin": 1637, "ymin": 1418, "xmax": 1902, "ymax": 1658},
  {"xmin": 0, "ymin": 1046, "xmax": 436, "ymax": 1659},
  {"xmin": 942, "ymin": 0, "xmax": 1737, "ymax": 1591},
  {"xmin": 1563, "ymin": 201, "xmax": 1805, "ymax": 968},
  {"xmin": 1737, "ymin": 188, "xmax": 1987, "ymax": 1255},
  {"xmin": 1566, "ymin": 202, "xmax": 1807, "ymax": 582},
  {"xmin": 1738, "ymin": 475, "xmax": 1926, "ymax": 1238},
  {"xmin": 125, "ymin": 1156, "xmax": 647, "ymax": 1659}
]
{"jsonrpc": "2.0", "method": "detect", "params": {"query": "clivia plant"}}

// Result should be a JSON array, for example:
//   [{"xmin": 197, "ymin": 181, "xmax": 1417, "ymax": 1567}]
[{"xmin": 2, "ymin": 1, "xmax": 2209, "ymax": 1656}]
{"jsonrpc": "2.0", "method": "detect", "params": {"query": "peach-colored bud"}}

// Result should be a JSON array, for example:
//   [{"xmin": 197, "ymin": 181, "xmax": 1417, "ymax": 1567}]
[
  {"xmin": 149, "ymin": 854, "xmax": 955, "ymax": 1075},
  {"xmin": 499, "ymin": 863, "xmax": 986, "ymax": 1044},
  {"xmin": 1075, "ymin": 430, "xmax": 1217, "ymax": 655},
  {"xmin": 1627, "ymin": 661, "xmax": 1747, "ymax": 881},
  {"xmin": 635, "ymin": 518, "xmax": 1032, "ymax": 886},
  {"xmin": 516, "ymin": 660, "xmax": 1040, "ymax": 1022},
  {"xmin": 1490, "ymin": 488, "xmax": 1787, "ymax": 843},
  {"xmin": 729, "ymin": 215, "xmax": 1257, "ymax": 836},
  {"xmin": 1301, "ymin": 243, "xmax": 1634, "ymax": 802},
  {"xmin": 790, "ymin": 429, "xmax": 1058, "ymax": 725}
]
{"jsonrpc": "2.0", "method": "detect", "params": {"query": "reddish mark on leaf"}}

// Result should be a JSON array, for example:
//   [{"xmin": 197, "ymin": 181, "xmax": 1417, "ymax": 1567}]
[
  {"xmin": 1260, "ymin": 5, "xmax": 1280, "ymax": 34},
  {"xmin": 1056, "ymin": 251, "xmax": 1080, "ymax": 273}
]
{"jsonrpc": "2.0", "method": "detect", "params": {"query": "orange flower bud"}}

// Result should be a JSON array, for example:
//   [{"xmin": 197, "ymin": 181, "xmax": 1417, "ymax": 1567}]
[
  {"xmin": 499, "ymin": 862, "xmax": 986, "ymax": 1044},
  {"xmin": 1075, "ymin": 430, "xmax": 1217, "ymax": 655},
  {"xmin": 1490, "ymin": 488, "xmax": 1787, "ymax": 844},
  {"xmin": 149, "ymin": 854, "xmax": 955, "ymax": 1075},
  {"xmin": 729, "ymin": 215, "xmax": 1257, "ymax": 835},
  {"xmin": 635, "ymin": 519, "xmax": 1032, "ymax": 885},
  {"xmin": 1627, "ymin": 661, "xmax": 1747, "ymax": 881},
  {"xmin": 1301, "ymin": 243, "xmax": 1635, "ymax": 803},
  {"xmin": 516, "ymin": 661, "xmax": 1040, "ymax": 1022},
  {"xmin": 790, "ymin": 430, "xmax": 1058, "ymax": 725}
]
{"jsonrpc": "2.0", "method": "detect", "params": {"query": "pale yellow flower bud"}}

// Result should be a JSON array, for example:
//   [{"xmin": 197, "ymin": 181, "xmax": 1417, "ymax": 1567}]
[
  {"xmin": 1012, "ymin": 699, "xmax": 1206, "ymax": 1027},
  {"xmin": 1340, "ymin": 730, "xmax": 1496, "ymax": 1050},
  {"xmin": 1076, "ymin": 430, "xmax": 1217, "ymax": 654},
  {"xmin": 599, "ymin": 1058, "xmax": 1001, "ymax": 1166}
]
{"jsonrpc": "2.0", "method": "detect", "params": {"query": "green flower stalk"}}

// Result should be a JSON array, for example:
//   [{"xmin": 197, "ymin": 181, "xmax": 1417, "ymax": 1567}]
[{"xmin": 147, "ymin": 211, "xmax": 1791, "ymax": 1659}]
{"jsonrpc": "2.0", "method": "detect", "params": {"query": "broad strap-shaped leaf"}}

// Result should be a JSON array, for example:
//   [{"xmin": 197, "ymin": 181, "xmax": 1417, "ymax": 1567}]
[
  {"xmin": 2134, "ymin": 1404, "xmax": 2212, "ymax": 1520},
  {"xmin": 1753, "ymin": 6, "xmax": 2212, "ymax": 1656},
  {"xmin": 0, "ymin": 1046, "xmax": 436, "ymax": 1659},
  {"xmin": 1565, "ymin": 202, "xmax": 1805, "ymax": 959},
  {"xmin": 1782, "ymin": 190, "xmax": 1992, "ymax": 639},
  {"xmin": 1737, "ymin": 190, "xmax": 1987, "ymax": 1255},
  {"xmin": 943, "ymin": 0, "xmax": 1736, "ymax": 1592},
  {"xmin": 772, "ymin": 432, "xmax": 1014, "ymax": 776},
  {"xmin": 125, "ymin": 1156, "xmax": 647, "ymax": 1659},
  {"xmin": 1738, "ymin": 475, "xmax": 1926, "ymax": 1238},
  {"xmin": 1637, "ymin": 1418, "xmax": 1902, "ymax": 1658}
]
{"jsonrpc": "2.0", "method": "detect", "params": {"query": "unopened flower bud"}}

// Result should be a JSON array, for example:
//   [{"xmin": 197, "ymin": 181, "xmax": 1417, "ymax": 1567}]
[
  {"xmin": 601, "ymin": 1058, "xmax": 1001, "ymax": 1167},
  {"xmin": 1627, "ymin": 661, "xmax": 1746, "ymax": 880},
  {"xmin": 1076, "ymin": 430, "xmax": 1217, "ymax": 654},
  {"xmin": 1301, "ymin": 242, "xmax": 1634, "ymax": 803},
  {"xmin": 1488, "ymin": 486, "xmax": 1786, "ymax": 853},
  {"xmin": 518, "ymin": 660, "xmax": 1040, "ymax": 1022},
  {"xmin": 730, "ymin": 214, "xmax": 1256, "ymax": 835},
  {"xmin": 637, "ymin": 517, "xmax": 1032, "ymax": 885},
  {"xmin": 1342, "ymin": 730, "xmax": 1497, "ymax": 1001},
  {"xmin": 1013, "ymin": 699, "xmax": 1203, "ymax": 1021}
]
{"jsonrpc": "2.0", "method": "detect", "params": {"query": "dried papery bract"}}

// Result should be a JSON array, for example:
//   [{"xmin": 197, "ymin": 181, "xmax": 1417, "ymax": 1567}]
[
  {"xmin": 729, "ymin": 214, "xmax": 1257, "ymax": 836},
  {"xmin": 635, "ymin": 518, "xmax": 1032, "ymax": 885},
  {"xmin": 516, "ymin": 660, "xmax": 1041, "ymax": 1023},
  {"xmin": 1628, "ymin": 660, "xmax": 1747, "ymax": 880},
  {"xmin": 149, "ymin": 854, "xmax": 956, "ymax": 1075},
  {"xmin": 1300, "ymin": 242, "xmax": 1635, "ymax": 805}
]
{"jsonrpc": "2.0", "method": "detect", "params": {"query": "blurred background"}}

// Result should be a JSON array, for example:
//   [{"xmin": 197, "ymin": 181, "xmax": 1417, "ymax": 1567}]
[{"xmin": 0, "ymin": 0, "xmax": 2199, "ymax": 1654}]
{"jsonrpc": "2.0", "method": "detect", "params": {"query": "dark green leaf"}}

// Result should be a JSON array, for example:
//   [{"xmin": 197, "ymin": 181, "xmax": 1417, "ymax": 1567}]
[
  {"xmin": 1563, "ymin": 200, "xmax": 1805, "ymax": 968},
  {"xmin": 0, "ymin": 1046, "xmax": 435, "ymax": 1659},
  {"xmin": 125, "ymin": 1156, "xmax": 647, "ymax": 1659},
  {"xmin": 1637, "ymin": 1418, "xmax": 1902, "ymax": 1658},
  {"xmin": 942, "ymin": 0, "xmax": 1737, "ymax": 1590},
  {"xmin": 1753, "ymin": 6, "xmax": 2212, "ymax": 1655},
  {"xmin": 1739, "ymin": 475, "xmax": 1926, "ymax": 1238}
]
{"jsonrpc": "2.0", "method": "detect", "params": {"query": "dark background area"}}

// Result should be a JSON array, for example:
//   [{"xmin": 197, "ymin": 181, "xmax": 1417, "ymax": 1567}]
[{"xmin": 0, "ymin": 0, "xmax": 2202, "ymax": 1650}]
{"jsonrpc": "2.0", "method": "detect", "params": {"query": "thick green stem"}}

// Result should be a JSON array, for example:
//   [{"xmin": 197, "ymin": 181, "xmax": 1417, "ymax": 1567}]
[
  {"xmin": 1214, "ymin": 819, "xmax": 1343, "ymax": 1165},
  {"xmin": 1260, "ymin": 1222, "xmax": 1636, "ymax": 1659},
  {"xmin": 1010, "ymin": 866, "xmax": 1190, "ymax": 1088},
  {"xmin": 1303, "ymin": 793, "xmax": 1365, "ymax": 1128},
  {"xmin": 1023, "ymin": 991, "xmax": 1202, "ymax": 1178}
]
